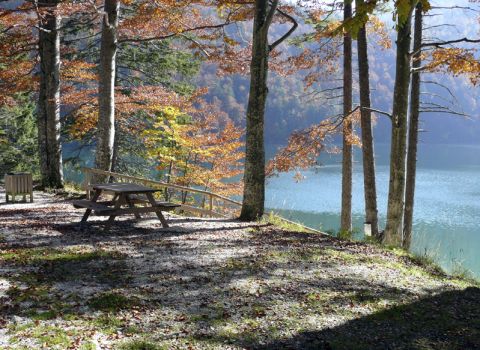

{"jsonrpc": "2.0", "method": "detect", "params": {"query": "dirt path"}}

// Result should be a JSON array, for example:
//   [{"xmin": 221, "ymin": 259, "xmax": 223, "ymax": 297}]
[{"xmin": 0, "ymin": 189, "xmax": 479, "ymax": 349}]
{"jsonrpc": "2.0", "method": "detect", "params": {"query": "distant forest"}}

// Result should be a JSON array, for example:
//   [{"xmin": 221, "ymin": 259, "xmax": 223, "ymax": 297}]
[{"xmin": 199, "ymin": 20, "xmax": 480, "ymax": 146}]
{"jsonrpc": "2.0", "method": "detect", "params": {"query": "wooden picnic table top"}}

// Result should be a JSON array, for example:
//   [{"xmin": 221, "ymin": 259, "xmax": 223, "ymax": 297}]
[{"xmin": 92, "ymin": 183, "xmax": 160, "ymax": 194}]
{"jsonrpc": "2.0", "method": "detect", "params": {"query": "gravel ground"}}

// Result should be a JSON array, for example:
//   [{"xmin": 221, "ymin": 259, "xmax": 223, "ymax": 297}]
[{"xmin": 0, "ymin": 188, "xmax": 479, "ymax": 350}]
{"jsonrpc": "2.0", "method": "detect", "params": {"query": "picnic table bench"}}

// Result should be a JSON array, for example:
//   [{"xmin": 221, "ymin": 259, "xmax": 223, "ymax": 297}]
[{"xmin": 72, "ymin": 183, "xmax": 180, "ymax": 230}]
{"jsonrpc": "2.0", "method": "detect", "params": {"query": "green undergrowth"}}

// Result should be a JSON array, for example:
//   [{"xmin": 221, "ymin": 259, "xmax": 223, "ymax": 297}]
[
  {"xmin": 264, "ymin": 217, "xmax": 479, "ymax": 285},
  {"xmin": 260, "ymin": 212, "xmax": 320, "ymax": 233}
]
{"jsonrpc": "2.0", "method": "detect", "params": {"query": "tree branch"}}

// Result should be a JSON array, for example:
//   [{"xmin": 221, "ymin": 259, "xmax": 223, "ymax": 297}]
[
  {"xmin": 268, "ymin": 6, "xmax": 298, "ymax": 52},
  {"xmin": 422, "ymin": 37, "xmax": 480, "ymax": 48}
]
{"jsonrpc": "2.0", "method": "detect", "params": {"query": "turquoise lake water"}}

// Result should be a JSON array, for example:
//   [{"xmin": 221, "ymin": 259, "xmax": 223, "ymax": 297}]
[{"xmin": 265, "ymin": 144, "xmax": 480, "ymax": 279}]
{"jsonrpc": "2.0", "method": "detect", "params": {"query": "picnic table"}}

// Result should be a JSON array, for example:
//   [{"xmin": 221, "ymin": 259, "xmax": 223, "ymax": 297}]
[{"xmin": 72, "ymin": 183, "xmax": 180, "ymax": 230}]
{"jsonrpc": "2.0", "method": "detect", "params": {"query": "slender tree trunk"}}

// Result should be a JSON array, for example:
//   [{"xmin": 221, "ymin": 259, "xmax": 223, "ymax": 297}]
[
  {"xmin": 403, "ymin": 3, "xmax": 423, "ymax": 249},
  {"xmin": 356, "ymin": 0, "xmax": 379, "ymax": 238},
  {"xmin": 384, "ymin": 6, "xmax": 415, "ymax": 246},
  {"xmin": 37, "ymin": 0, "xmax": 63, "ymax": 189},
  {"xmin": 340, "ymin": 0, "xmax": 353, "ymax": 232},
  {"xmin": 239, "ymin": 0, "xmax": 272, "ymax": 221},
  {"xmin": 95, "ymin": 0, "xmax": 119, "ymax": 174},
  {"xmin": 111, "ymin": 126, "xmax": 119, "ymax": 174}
]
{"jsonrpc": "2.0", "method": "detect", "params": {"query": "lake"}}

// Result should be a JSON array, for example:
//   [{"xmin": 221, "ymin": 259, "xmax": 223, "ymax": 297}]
[{"xmin": 265, "ymin": 143, "xmax": 480, "ymax": 279}]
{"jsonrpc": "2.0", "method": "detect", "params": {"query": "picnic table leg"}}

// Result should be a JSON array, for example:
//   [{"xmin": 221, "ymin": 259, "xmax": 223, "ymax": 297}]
[
  {"xmin": 145, "ymin": 192, "xmax": 169, "ymax": 228},
  {"xmin": 81, "ymin": 189, "xmax": 101, "ymax": 224},
  {"xmin": 104, "ymin": 193, "xmax": 125, "ymax": 231},
  {"xmin": 125, "ymin": 194, "xmax": 141, "ymax": 219}
]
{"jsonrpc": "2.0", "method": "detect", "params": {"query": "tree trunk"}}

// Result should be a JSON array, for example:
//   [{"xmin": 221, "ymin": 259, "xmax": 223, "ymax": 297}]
[
  {"xmin": 384, "ymin": 6, "xmax": 415, "ymax": 246},
  {"xmin": 37, "ymin": 0, "xmax": 63, "ymax": 189},
  {"xmin": 239, "ymin": 0, "xmax": 272, "ymax": 221},
  {"xmin": 95, "ymin": 0, "xmax": 119, "ymax": 174},
  {"xmin": 340, "ymin": 0, "xmax": 353, "ymax": 233},
  {"xmin": 403, "ymin": 3, "xmax": 423, "ymax": 249},
  {"xmin": 356, "ymin": 0, "xmax": 379, "ymax": 239}
]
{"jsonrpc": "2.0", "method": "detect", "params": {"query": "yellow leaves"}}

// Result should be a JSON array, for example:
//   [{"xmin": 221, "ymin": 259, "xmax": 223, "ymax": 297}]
[
  {"xmin": 70, "ymin": 109, "xmax": 98, "ymax": 140},
  {"xmin": 367, "ymin": 16, "xmax": 392, "ymax": 50},
  {"xmin": 419, "ymin": 0, "xmax": 431, "ymax": 13},
  {"xmin": 427, "ymin": 48, "xmax": 480, "ymax": 86},
  {"xmin": 394, "ymin": 0, "xmax": 417, "ymax": 25},
  {"xmin": 143, "ymin": 100, "xmax": 244, "ymax": 197}
]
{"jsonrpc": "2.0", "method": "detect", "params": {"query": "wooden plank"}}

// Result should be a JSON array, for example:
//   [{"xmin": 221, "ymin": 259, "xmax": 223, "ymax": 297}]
[
  {"xmin": 104, "ymin": 193, "xmax": 125, "ymax": 230},
  {"xmin": 152, "ymin": 201, "xmax": 181, "ymax": 208},
  {"xmin": 146, "ymin": 192, "xmax": 169, "ymax": 227},
  {"xmin": 127, "ymin": 194, "xmax": 149, "ymax": 204},
  {"xmin": 177, "ymin": 204, "xmax": 226, "ymax": 218},
  {"xmin": 73, "ymin": 199, "xmax": 114, "ymax": 213},
  {"xmin": 90, "ymin": 205, "xmax": 179, "ymax": 216},
  {"xmin": 73, "ymin": 200, "xmax": 114, "ymax": 208},
  {"xmin": 92, "ymin": 183, "xmax": 159, "ymax": 193},
  {"xmin": 4, "ymin": 173, "xmax": 33, "ymax": 203}
]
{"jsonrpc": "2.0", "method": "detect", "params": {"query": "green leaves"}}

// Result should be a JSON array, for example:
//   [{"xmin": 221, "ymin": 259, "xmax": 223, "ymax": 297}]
[
  {"xmin": 393, "ymin": 0, "xmax": 429, "ymax": 26},
  {"xmin": 0, "ymin": 93, "xmax": 39, "ymax": 176}
]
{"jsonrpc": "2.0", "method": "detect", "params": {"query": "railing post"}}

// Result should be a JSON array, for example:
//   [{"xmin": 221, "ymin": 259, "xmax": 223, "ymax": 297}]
[
  {"xmin": 209, "ymin": 195, "xmax": 213, "ymax": 217},
  {"xmin": 84, "ymin": 169, "xmax": 92, "ymax": 200}
]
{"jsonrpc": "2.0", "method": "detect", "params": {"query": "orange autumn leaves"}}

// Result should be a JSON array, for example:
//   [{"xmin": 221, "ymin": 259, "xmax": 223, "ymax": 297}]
[
  {"xmin": 267, "ymin": 108, "xmax": 362, "ymax": 177},
  {"xmin": 427, "ymin": 48, "xmax": 480, "ymax": 86}
]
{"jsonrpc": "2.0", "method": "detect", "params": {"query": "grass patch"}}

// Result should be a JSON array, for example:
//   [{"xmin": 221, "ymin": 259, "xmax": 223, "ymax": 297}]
[
  {"xmin": 88, "ymin": 292, "xmax": 139, "ymax": 312},
  {"xmin": 118, "ymin": 339, "xmax": 166, "ymax": 350},
  {"xmin": 323, "ymin": 248, "xmax": 360, "ymax": 263},
  {"xmin": 267, "ymin": 247, "xmax": 326, "ymax": 263},
  {"xmin": 337, "ymin": 229, "xmax": 353, "ymax": 240},
  {"xmin": 92, "ymin": 313, "xmax": 124, "ymax": 334},
  {"xmin": 261, "ymin": 212, "xmax": 310, "ymax": 233},
  {"xmin": 0, "ymin": 247, "xmax": 121, "ymax": 265},
  {"xmin": 223, "ymin": 256, "xmax": 264, "ymax": 273},
  {"xmin": 2, "ymin": 247, "xmax": 130, "ymax": 286},
  {"xmin": 10, "ymin": 323, "xmax": 77, "ymax": 349}
]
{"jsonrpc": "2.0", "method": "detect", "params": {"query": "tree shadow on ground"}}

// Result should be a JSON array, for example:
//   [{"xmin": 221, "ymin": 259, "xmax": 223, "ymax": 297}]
[
  {"xmin": 2, "ymin": 200, "xmax": 478, "ymax": 349},
  {"xmin": 254, "ymin": 287, "xmax": 480, "ymax": 350}
]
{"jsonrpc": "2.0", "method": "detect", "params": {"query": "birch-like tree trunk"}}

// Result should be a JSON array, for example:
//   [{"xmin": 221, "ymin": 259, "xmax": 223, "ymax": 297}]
[
  {"xmin": 37, "ymin": 0, "xmax": 63, "ymax": 189},
  {"xmin": 356, "ymin": 0, "xmax": 379, "ymax": 238},
  {"xmin": 384, "ymin": 5, "xmax": 415, "ymax": 246},
  {"xmin": 95, "ymin": 0, "xmax": 119, "ymax": 174},
  {"xmin": 403, "ymin": 3, "xmax": 423, "ymax": 249},
  {"xmin": 340, "ymin": 0, "xmax": 353, "ymax": 232}
]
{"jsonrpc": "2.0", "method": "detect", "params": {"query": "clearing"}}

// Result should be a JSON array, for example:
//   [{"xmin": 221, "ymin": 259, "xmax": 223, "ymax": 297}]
[{"xmin": 0, "ymin": 189, "xmax": 479, "ymax": 350}]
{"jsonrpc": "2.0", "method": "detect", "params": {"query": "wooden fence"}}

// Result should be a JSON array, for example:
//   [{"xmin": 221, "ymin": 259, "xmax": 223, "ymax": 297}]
[
  {"xmin": 81, "ymin": 167, "xmax": 325, "ymax": 234},
  {"xmin": 82, "ymin": 167, "xmax": 242, "ymax": 218}
]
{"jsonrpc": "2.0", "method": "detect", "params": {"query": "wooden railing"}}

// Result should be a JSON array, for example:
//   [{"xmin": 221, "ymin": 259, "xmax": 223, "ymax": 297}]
[{"xmin": 82, "ymin": 167, "xmax": 242, "ymax": 218}]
